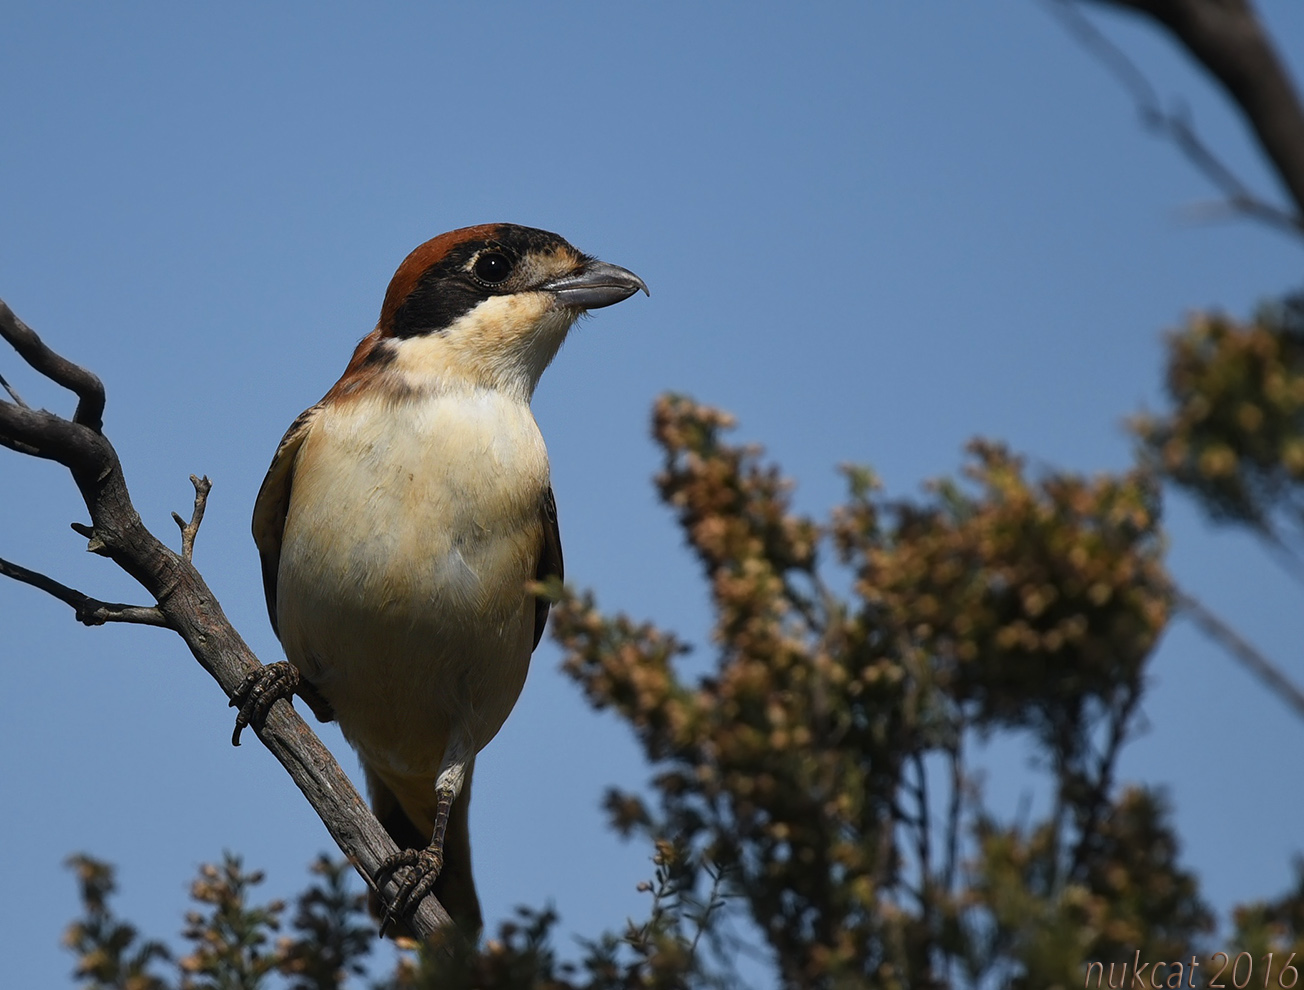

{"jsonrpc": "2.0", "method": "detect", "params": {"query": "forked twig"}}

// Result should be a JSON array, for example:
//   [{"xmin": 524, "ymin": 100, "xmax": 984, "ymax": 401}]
[{"xmin": 172, "ymin": 474, "xmax": 212, "ymax": 561}]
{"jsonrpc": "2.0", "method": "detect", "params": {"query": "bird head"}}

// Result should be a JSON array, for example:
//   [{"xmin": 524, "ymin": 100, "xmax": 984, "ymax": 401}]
[{"xmin": 350, "ymin": 223, "xmax": 647, "ymax": 401}]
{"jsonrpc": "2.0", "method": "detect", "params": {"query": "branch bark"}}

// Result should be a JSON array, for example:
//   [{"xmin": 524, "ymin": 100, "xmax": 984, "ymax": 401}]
[
  {"xmin": 1081, "ymin": 0, "xmax": 1304, "ymax": 229},
  {"xmin": 0, "ymin": 556, "xmax": 167, "ymax": 626},
  {"xmin": 0, "ymin": 300, "xmax": 451, "ymax": 940}
]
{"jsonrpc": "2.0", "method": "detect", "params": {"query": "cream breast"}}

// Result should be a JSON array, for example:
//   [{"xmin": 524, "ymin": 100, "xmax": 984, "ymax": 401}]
[
  {"xmin": 282, "ymin": 385, "xmax": 549, "ymax": 613},
  {"xmin": 273, "ymin": 383, "xmax": 549, "ymax": 767}
]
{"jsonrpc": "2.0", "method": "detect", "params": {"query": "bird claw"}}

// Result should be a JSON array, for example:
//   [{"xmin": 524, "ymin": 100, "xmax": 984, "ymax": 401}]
[
  {"xmin": 375, "ymin": 846, "xmax": 445, "ymax": 936},
  {"xmin": 228, "ymin": 661, "xmax": 301, "ymax": 746}
]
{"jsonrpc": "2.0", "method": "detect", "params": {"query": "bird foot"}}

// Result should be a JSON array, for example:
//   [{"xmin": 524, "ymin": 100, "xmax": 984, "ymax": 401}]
[
  {"xmin": 374, "ymin": 845, "xmax": 445, "ymax": 936},
  {"xmin": 228, "ymin": 661, "xmax": 301, "ymax": 746}
]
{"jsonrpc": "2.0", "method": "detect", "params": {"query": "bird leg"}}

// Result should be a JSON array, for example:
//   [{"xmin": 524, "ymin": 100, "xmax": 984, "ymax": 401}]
[
  {"xmin": 226, "ymin": 665, "xmax": 312, "ymax": 740},
  {"xmin": 374, "ymin": 746, "xmax": 471, "ymax": 936}
]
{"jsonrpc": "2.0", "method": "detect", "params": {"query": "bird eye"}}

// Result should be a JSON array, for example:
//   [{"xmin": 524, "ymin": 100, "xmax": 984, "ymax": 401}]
[{"xmin": 473, "ymin": 252, "xmax": 512, "ymax": 285}]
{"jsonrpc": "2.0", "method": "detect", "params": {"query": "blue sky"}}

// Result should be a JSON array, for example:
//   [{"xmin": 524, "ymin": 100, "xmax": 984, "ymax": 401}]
[{"xmin": 3, "ymin": 2, "xmax": 1303, "ymax": 984}]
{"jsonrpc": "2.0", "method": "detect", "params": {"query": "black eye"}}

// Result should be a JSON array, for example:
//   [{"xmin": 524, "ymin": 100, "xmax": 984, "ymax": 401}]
[{"xmin": 473, "ymin": 252, "xmax": 512, "ymax": 284}]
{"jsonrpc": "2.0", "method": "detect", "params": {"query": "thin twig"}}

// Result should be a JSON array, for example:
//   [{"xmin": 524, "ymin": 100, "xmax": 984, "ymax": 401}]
[
  {"xmin": 1047, "ymin": 0, "xmax": 1304, "ymax": 236},
  {"xmin": 941, "ymin": 725, "xmax": 964, "ymax": 895},
  {"xmin": 171, "ymin": 474, "xmax": 212, "ymax": 561},
  {"xmin": 687, "ymin": 860, "xmax": 727, "ymax": 963},
  {"xmin": 1050, "ymin": 0, "xmax": 1161, "ymax": 112},
  {"xmin": 1176, "ymin": 588, "xmax": 1304, "ymax": 721},
  {"xmin": 1255, "ymin": 528, "xmax": 1304, "ymax": 587},
  {"xmin": 910, "ymin": 751, "xmax": 932, "ymax": 886},
  {"xmin": 1081, "ymin": 0, "xmax": 1304, "ymax": 225},
  {"xmin": 1069, "ymin": 684, "xmax": 1141, "ymax": 881},
  {"xmin": 909, "ymin": 748, "xmax": 937, "ymax": 952},
  {"xmin": 0, "ymin": 370, "xmax": 28, "ymax": 407},
  {"xmin": 0, "ymin": 556, "xmax": 168, "ymax": 627}
]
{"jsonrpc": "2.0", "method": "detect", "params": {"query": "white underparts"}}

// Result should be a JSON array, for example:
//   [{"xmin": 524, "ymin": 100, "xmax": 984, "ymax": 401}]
[{"xmin": 275, "ymin": 372, "xmax": 553, "ymax": 831}]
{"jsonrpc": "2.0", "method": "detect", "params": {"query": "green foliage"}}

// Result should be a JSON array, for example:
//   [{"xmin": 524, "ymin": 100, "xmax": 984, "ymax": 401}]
[{"xmin": 1134, "ymin": 294, "xmax": 1304, "ymax": 547}]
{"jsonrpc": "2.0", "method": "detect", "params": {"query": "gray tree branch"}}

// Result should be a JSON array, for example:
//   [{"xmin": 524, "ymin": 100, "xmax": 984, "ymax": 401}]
[
  {"xmin": 0, "ymin": 555, "xmax": 168, "ymax": 626},
  {"xmin": 0, "ymin": 299, "xmax": 451, "ymax": 940},
  {"xmin": 1175, "ymin": 589, "xmax": 1304, "ymax": 721}
]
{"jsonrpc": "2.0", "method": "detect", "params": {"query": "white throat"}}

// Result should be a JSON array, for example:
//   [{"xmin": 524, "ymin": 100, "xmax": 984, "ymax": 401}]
[{"xmin": 387, "ymin": 294, "xmax": 580, "ymax": 402}]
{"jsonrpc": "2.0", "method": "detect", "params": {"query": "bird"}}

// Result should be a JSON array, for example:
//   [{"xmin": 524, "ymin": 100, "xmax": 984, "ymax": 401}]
[{"xmin": 234, "ymin": 223, "xmax": 647, "ymax": 937}]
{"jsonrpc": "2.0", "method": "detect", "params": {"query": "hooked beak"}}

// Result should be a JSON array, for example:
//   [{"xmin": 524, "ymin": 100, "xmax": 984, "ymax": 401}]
[{"xmin": 544, "ymin": 259, "xmax": 649, "ymax": 310}]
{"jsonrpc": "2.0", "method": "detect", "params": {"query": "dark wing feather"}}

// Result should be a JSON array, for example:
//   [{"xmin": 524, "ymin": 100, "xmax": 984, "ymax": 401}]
[
  {"xmin": 532, "ymin": 486, "xmax": 564, "ymax": 650},
  {"xmin": 250, "ymin": 405, "xmax": 318, "ymax": 640}
]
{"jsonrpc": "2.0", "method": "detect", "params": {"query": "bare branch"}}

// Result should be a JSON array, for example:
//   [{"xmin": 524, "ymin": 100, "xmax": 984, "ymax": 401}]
[
  {"xmin": 0, "ymin": 393, "xmax": 113, "ymax": 474},
  {"xmin": 909, "ymin": 750, "xmax": 934, "ymax": 925},
  {"xmin": 0, "ymin": 299, "xmax": 452, "ymax": 940},
  {"xmin": 1074, "ymin": 0, "xmax": 1304, "ymax": 234},
  {"xmin": 1050, "ymin": 0, "xmax": 1162, "ymax": 112},
  {"xmin": 941, "ymin": 730, "xmax": 964, "ymax": 895},
  {"xmin": 0, "ymin": 555, "xmax": 168, "ymax": 626},
  {"xmin": 1068, "ymin": 681, "xmax": 1142, "ymax": 881},
  {"xmin": 0, "ymin": 298, "xmax": 105, "ymax": 430},
  {"xmin": 1175, "ymin": 588, "xmax": 1304, "ymax": 721},
  {"xmin": 1051, "ymin": 0, "xmax": 1304, "ymax": 235},
  {"xmin": 171, "ymin": 474, "xmax": 212, "ymax": 562}
]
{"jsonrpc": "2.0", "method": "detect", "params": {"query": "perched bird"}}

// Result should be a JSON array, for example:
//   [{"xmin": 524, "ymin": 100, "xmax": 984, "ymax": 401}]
[{"xmin": 237, "ymin": 223, "xmax": 646, "ymax": 936}]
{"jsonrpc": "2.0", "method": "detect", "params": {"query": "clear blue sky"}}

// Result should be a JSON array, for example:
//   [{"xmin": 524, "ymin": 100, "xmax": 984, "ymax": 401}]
[{"xmin": 3, "ymin": 3, "xmax": 1303, "ymax": 984}]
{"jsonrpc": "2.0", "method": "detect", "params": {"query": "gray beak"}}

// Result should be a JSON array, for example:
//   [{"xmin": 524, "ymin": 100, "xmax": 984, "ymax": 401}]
[{"xmin": 544, "ymin": 260, "xmax": 649, "ymax": 310}]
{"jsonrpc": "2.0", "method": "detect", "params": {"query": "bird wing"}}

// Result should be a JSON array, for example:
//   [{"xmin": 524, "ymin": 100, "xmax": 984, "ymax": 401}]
[
  {"xmin": 532, "ymin": 486, "xmax": 564, "ymax": 650},
  {"xmin": 251, "ymin": 405, "xmax": 319, "ymax": 640}
]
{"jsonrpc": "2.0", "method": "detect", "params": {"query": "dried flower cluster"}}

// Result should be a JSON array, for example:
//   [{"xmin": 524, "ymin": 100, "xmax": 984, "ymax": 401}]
[
  {"xmin": 66, "ymin": 854, "xmax": 373, "ymax": 990},
  {"xmin": 66, "ymin": 393, "xmax": 1288, "ymax": 989},
  {"xmin": 548, "ymin": 394, "xmax": 1195, "ymax": 988},
  {"xmin": 1134, "ymin": 297, "xmax": 1304, "ymax": 547}
]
